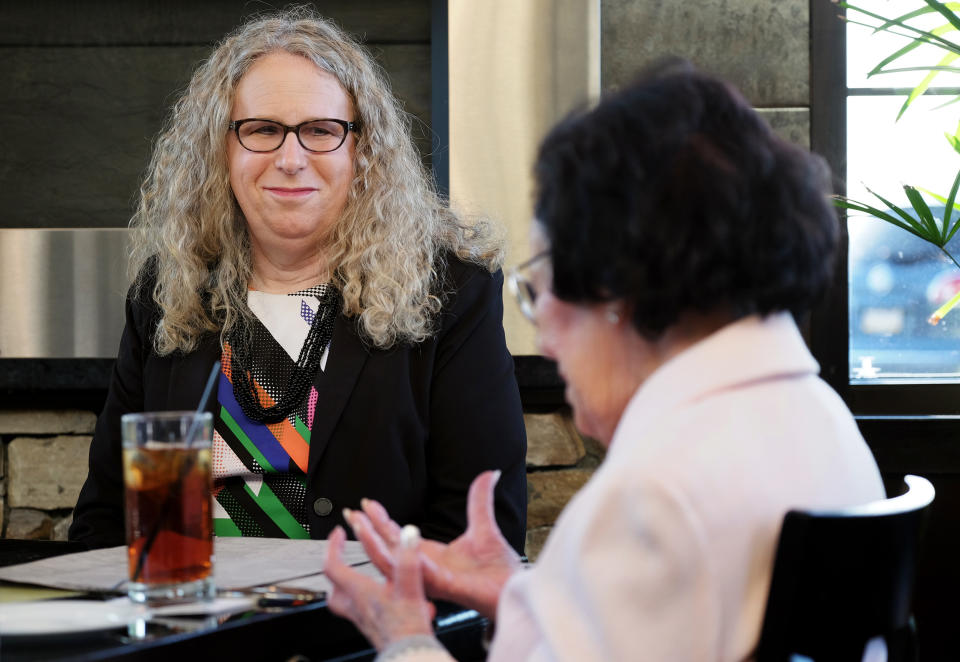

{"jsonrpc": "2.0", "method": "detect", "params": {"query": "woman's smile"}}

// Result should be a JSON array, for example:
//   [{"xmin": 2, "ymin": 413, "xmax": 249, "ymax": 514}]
[{"xmin": 264, "ymin": 186, "xmax": 318, "ymax": 198}]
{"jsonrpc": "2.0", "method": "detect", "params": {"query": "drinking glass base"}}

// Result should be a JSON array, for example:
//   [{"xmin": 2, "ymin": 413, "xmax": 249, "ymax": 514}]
[{"xmin": 127, "ymin": 576, "xmax": 215, "ymax": 606}]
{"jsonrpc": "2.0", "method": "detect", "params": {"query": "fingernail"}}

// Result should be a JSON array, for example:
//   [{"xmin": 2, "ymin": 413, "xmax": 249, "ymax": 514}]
[
  {"xmin": 400, "ymin": 524, "xmax": 421, "ymax": 549},
  {"xmin": 492, "ymin": 469, "xmax": 502, "ymax": 485},
  {"xmin": 360, "ymin": 498, "xmax": 371, "ymax": 510},
  {"xmin": 342, "ymin": 508, "xmax": 353, "ymax": 525}
]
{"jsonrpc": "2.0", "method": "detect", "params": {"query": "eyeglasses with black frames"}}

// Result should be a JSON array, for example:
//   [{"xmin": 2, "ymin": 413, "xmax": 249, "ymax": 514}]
[
  {"xmin": 506, "ymin": 250, "xmax": 550, "ymax": 323},
  {"xmin": 228, "ymin": 118, "xmax": 360, "ymax": 153}
]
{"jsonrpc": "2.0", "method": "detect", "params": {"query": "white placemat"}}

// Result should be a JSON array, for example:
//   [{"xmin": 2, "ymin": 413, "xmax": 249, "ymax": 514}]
[{"xmin": 0, "ymin": 537, "xmax": 369, "ymax": 592}]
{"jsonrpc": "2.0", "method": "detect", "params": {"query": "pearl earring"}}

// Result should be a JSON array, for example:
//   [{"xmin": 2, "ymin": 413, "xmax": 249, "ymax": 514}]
[{"xmin": 606, "ymin": 307, "xmax": 621, "ymax": 324}]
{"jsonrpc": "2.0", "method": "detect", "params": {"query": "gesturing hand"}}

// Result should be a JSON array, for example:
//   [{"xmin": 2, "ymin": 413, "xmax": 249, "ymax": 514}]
[
  {"xmin": 344, "ymin": 470, "xmax": 523, "ymax": 620},
  {"xmin": 324, "ymin": 524, "xmax": 436, "ymax": 652}
]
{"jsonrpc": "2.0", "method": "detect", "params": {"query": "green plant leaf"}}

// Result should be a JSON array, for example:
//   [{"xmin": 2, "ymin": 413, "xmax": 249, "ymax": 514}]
[
  {"xmin": 875, "ymin": 2, "xmax": 960, "ymax": 32},
  {"xmin": 904, "ymin": 185, "xmax": 941, "ymax": 237},
  {"xmin": 925, "ymin": 0, "xmax": 960, "ymax": 34},
  {"xmin": 948, "ymin": 119, "xmax": 960, "ymax": 152},
  {"xmin": 941, "ymin": 246, "xmax": 960, "ymax": 271},
  {"xmin": 896, "ymin": 52, "xmax": 959, "ymax": 118},
  {"xmin": 945, "ymin": 221, "xmax": 960, "ymax": 244},
  {"xmin": 942, "ymin": 166, "xmax": 960, "ymax": 235},
  {"xmin": 915, "ymin": 186, "xmax": 960, "ymax": 213},
  {"xmin": 870, "ymin": 23, "xmax": 956, "ymax": 77},
  {"xmin": 877, "ymin": 65, "xmax": 960, "ymax": 74},
  {"xmin": 909, "ymin": 178, "xmax": 960, "ymax": 244},
  {"xmin": 929, "ymin": 287, "xmax": 960, "ymax": 324},
  {"xmin": 948, "ymin": 133, "xmax": 960, "ymax": 154},
  {"xmin": 846, "ymin": 17, "xmax": 960, "ymax": 59},
  {"xmin": 832, "ymin": 197, "xmax": 930, "ymax": 241},
  {"xmin": 862, "ymin": 185, "xmax": 936, "ymax": 238},
  {"xmin": 934, "ymin": 95, "xmax": 960, "ymax": 113},
  {"xmin": 842, "ymin": 2, "xmax": 960, "ymax": 52}
]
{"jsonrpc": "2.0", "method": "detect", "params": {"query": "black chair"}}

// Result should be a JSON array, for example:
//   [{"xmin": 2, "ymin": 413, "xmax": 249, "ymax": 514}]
[{"xmin": 754, "ymin": 474, "xmax": 935, "ymax": 662}]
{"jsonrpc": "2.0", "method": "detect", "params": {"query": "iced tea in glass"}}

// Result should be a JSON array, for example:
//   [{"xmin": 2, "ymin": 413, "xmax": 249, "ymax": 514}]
[{"xmin": 121, "ymin": 411, "xmax": 215, "ymax": 605}]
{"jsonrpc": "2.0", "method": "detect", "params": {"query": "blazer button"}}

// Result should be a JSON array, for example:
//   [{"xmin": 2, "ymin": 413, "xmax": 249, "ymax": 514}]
[{"xmin": 313, "ymin": 497, "xmax": 334, "ymax": 517}]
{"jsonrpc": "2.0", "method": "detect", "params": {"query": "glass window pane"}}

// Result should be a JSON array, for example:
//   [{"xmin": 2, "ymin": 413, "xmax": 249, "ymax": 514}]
[
  {"xmin": 846, "ymin": 1, "xmax": 960, "ymax": 89},
  {"xmin": 847, "ymin": 95, "xmax": 959, "ymax": 205},
  {"xmin": 846, "ymin": 0, "xmax": 960, "ymax": 384},
  {"xmin": 847, "ymin": 95, "xmax": 960, "ymax": 382}
]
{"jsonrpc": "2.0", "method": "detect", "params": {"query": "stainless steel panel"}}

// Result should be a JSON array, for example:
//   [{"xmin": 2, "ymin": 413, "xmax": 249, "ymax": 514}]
[{"xmin": 0, "ymin": 229, "xmax": 131, "ymax": 358}]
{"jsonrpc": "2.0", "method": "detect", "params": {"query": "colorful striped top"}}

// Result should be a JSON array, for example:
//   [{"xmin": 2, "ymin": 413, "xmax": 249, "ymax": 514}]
[{"xmin": 211, "ymin": 285, "xmax": 333, "ymax": 538}]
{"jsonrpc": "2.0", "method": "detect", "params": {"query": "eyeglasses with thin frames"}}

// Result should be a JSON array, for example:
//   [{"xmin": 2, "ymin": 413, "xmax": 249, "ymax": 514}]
[
  {"xmin": 228, "ymin": 118, "xmax": 360, "ymax": 153},
  {"xmin": 506, "ymin": 251, "xmax": 550, "ymax": 324}
]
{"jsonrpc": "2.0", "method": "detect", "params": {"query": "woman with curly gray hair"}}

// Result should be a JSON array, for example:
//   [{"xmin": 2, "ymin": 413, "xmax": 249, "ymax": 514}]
[{"xmin": 69, "ymin": 8, "xmax": 527, "ymax": 552}]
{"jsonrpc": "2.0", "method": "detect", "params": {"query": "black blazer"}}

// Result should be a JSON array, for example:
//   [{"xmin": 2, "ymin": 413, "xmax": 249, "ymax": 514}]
[{"xmin": 69, "ymin": 256, "xmax": 528, "ymax": 552}]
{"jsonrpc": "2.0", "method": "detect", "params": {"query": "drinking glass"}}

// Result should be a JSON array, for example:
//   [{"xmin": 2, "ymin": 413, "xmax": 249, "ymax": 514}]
[{"xmin": 121, "ymin": 411, "xmax": 215, "ymax": 605}]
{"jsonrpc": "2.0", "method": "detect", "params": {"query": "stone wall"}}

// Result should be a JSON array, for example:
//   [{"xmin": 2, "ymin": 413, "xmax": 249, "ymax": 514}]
[
  {"xmin": 523, "ymin": 412, "xmax": 605, "ymax": 560},
  {"xmin": 0, "ymin": 407, "xmax": 596, "ymax": 561},
  {"xmin": 0, "ymin": 410, "xmax": 95, "ymax": 541}
]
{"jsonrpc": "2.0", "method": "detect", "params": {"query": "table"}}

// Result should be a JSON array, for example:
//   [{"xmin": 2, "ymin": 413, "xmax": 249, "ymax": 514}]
[{"xmin": 0, "ymin": 540, "xmax": 487, "ymax": 662}]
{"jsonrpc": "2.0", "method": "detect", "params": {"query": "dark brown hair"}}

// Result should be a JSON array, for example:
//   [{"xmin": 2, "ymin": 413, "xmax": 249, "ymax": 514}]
[{"xmin": 534, "ymin": 59, "xmax": 837, "ymax": 339}]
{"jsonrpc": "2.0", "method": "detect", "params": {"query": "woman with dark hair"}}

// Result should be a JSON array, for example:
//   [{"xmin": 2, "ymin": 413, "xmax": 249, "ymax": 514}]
[{"xmin": 321, "ymin": 61, "xmax": 885, "ymax": 661}]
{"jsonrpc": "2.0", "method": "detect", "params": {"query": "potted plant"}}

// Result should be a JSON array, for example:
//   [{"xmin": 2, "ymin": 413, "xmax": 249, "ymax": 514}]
[{"xmin": 837, "ymin": 0, "xmax": 960, "ymax": 323}]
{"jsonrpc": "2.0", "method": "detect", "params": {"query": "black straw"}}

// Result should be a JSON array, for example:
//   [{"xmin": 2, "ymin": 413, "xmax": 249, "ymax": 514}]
[{"xmin": 131, "ymin": 361, "xmax": 221, "ymax": 584}]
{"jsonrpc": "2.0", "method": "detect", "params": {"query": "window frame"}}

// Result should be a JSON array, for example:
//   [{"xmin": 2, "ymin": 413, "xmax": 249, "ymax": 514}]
[{"xmin": 809, "ymin": 0, "xmax": 960, "ymax": 417}]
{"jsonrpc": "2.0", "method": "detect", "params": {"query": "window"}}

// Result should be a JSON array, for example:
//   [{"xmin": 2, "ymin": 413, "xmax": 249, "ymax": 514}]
[
  {"xmin": 811, "ymin": 0, "xmax": 960, "ymax": 413},
  {"xmin": 845, "ymin": 2, "xmax": 960, "ymax": 384},
  {"xmin": 811, "ymin": 8, "xmax": 960, "ymax": 655}
]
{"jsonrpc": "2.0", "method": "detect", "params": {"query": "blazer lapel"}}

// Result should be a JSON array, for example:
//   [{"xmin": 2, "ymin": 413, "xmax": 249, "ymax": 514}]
[
  {"xmin": 307, "ymin": 314, "xmax": 369, "ymax": 477},
  {"xmin": 165, "ymin": 333, "xmax": 222, "ymax": 416}
]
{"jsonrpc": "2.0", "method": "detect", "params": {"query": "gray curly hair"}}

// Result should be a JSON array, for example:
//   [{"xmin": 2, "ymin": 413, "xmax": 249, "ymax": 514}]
[{"xmin": 130, "ymin": 6, "xmax": 502, "ymax": 354}]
